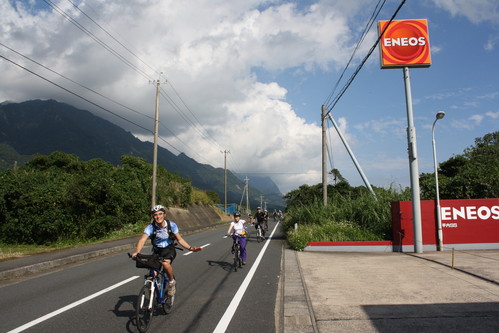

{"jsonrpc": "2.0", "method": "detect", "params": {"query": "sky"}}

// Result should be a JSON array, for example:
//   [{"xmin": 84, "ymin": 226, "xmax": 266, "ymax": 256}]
[{"xmin": 1, "ymin": 0, "xmax": 498, "ymax": 195}]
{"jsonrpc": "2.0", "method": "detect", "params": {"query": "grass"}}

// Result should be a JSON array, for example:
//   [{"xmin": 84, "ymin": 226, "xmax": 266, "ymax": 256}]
[
  {"xmin": 0, "ymin": 223, "xmax": 145, "ymax": 261},
  {"xmin": 284, "ymin": 186, "xmax": 410, "ymax": 250}
]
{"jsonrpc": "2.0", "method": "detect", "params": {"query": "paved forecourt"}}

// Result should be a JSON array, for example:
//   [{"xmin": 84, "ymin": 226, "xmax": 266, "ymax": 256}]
[{"xmin": 296, "ymin": 250, "xmax": 499, "ymax": 332}]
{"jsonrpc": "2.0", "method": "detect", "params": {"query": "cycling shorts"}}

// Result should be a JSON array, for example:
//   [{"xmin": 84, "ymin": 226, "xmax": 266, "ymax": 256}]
[{"xmin": 153, "ymin": 244, "xmax": 177, "ymax": 263}]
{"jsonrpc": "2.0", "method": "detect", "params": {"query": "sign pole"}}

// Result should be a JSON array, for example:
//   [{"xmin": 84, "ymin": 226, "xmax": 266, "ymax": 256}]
[{"xmin": 403, "ymin": 67, "xmax": 423, "ymax": 253}]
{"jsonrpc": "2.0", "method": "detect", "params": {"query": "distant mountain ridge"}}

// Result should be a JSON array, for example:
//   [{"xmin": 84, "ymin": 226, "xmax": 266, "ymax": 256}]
[{"xmin": 0, "ymin": 99, "xmax": 284, "ymax": 209}]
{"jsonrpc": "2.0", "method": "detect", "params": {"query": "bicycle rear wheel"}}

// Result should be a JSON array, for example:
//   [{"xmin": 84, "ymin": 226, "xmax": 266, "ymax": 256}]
[{"xmin": 136, "ymin": 284, "xmax": 155, "ymax": 333}]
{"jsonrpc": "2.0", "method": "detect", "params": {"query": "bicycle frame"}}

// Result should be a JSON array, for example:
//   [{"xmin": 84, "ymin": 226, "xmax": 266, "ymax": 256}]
[{"xmin": 149, "ymin": 268, "xmax": 171, "ymax": 303}]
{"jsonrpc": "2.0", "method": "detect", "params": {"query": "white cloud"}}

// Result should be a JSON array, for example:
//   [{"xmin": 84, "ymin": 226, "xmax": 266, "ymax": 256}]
[
  {"xmin": 469, "ymin": 114, "xmax": 484, "ymax": 125},
  {"xmin": 486, "ymin": 111, "xmax": 499, "ymax": 118},
  {"xmin": 432, "ymin": 0, "xmax": 499, "ymax": 24},
  {"xmin": 354, "ymin": 117, "xmax": 406, "ymax": 139},
  {"xmin": 1, "ymin": 0, "xmax": 495, "ymax": 195},
  {"xmin": 1, "ymin": 0, "xmax": 370, "ymax": 194}
]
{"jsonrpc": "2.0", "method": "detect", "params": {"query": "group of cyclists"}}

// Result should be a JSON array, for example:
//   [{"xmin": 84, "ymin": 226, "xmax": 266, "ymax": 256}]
[{"xmin": 132, "ymin": 205, "xmax": 283, "ymax": 295}]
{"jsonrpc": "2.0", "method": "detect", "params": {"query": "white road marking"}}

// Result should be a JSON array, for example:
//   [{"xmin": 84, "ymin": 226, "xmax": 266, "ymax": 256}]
[
  {"xmin": 183, "ymin": 243, "xmax": 210, "ymax": 255},
  {"xmin": 7, "ymin": 276, "xmax": 140, "ymax": 333},
  {"xmin": 213, "ymin": 222, "xmax": 280, "ymax": 333}
]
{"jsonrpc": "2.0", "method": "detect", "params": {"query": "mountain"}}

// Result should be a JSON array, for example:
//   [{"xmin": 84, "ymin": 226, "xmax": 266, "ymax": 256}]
[{"xmin": 0, "ymin": 99, "xmax": 285, "ymax": 209}]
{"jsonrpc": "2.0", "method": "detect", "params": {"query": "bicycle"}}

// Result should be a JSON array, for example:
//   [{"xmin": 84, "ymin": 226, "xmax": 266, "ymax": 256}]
[
  {"xmin": 226, "ymin": 233, "xmax": 245, "ymax": 271},
  {"xmin": 129, "ymin": 252, "xmax": 179, "ymax": 333},
  {"xmin": 255, "ymin": 222, "xmax": 265, "ymax": 243}
]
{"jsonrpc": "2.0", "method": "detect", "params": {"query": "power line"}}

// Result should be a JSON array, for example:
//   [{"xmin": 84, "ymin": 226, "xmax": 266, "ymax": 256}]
[
  {"xmin": 42, "ymin": 0, "xmax": 153, "ymax": 81},
  {"xmin": 13, "ymin": 1, "xmax": 226, "ymax": 166},
  {"xmin": 0, "ymin": 42, "xmax": 154, "ymax": 121},
  {"xmin": 324, "ymin": 0, "xmax": 407, "ymax": 117},
  {"xmin": 1, "ymin": 54, "xmax": 152, "ymax": 134},
  {"xmin": 57, "ymin": 0, "xmax": 226, "ymax": 158},
  {"xmin": 323, "ymin": 0, "xmax": 387, "ymax": 107},
  {"xmin": 64, "ymin": 0, "xmax": 159, "ymax": 77}
]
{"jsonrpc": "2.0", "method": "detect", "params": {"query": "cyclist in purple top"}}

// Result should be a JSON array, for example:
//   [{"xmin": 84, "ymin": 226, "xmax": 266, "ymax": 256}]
[{"xmin": 227, "ymin": 212, "xmax": 249, "ymax": 265}]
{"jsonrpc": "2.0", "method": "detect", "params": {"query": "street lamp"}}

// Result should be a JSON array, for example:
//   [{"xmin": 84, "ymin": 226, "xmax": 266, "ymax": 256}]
[{"xmin": 432, "ymin": 111, "xmax": 445, "ymax": 251}]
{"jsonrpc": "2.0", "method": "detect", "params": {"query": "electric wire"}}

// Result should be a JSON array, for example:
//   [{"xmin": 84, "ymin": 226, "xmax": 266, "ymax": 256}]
[
  {"xmin": 64, "ymin": 0, "xmax": 159, "ymax": 77},
  {"xmin": 0, "ymin": 42, "xmax": 154, "ymax": 121},
  {"xmin": 166, "ymin": 81, "xmax": 224, "ymax": 150},
  {"xmin": 39, "ymin": 0, "xmax": 228, "ymax": 165},
  {"xmin": 323, "ymin": 0, "xmax": 387, "ymax": 107},
  {"xmin": 62, "ymin": 0, "xmax": 226, "ymax": 157},
  {"xmin": 42, "ymin": 0, "xmax": 153, "ymax": 81},
  {"xmin": 324, "ymin": 0, "xmax": 407, "ymax": 118},
  {"xmin": 0, "ymin": 54, "xmax": 152, "ymax": 134}
]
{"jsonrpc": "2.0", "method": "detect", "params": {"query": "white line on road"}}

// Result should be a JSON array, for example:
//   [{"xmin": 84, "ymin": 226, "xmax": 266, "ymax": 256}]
[
  {"xmin": 213, "ymin": 222, "xmax": 280, "ymax": 333},
  {"xmin": 7, "ymin": 276, "xmax": 140, "ymax": 333},
  {"xmin": 183, "ymin": 243, "xmax": 211, "ymax": 255}
]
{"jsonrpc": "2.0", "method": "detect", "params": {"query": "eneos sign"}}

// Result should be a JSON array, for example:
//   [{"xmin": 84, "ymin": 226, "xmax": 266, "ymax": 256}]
[
  {"xmin": 379, "ymin": 19, "xmax": 431, "ymax": 68},
  {"xmin": 392, "ymin": 198, "xmax": 499, "ymax": 251}
]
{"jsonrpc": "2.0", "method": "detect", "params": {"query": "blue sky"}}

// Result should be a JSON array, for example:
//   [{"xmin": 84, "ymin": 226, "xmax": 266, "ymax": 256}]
[{"xmin": 1, "ymin": 0, "xmax": 498, "ymax": 194}]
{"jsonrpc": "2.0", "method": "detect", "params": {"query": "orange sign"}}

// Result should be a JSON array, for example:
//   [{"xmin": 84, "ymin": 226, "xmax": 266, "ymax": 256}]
[{"xmin": 379, "ymin": 19, "xmax": 431, "ymax": 68}]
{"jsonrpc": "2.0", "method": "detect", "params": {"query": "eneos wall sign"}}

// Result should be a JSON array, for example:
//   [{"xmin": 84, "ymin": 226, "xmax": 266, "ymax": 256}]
[{"xmin": 379, "ymin": 19, "xmax": 431, "ymax": 68}]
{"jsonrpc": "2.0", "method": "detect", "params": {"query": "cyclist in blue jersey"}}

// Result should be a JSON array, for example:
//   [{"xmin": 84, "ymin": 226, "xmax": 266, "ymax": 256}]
[{"xmin": 132, "ymin": 205, "xmax": 202, "ymax": 295}]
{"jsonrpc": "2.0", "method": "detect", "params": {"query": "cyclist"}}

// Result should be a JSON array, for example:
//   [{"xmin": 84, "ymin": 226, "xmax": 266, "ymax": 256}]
[
  {"xmin": 253, "ymin": 207, "xmax": 266, "ymax": 236},
  {"xmin": 263, "ymin": 209, "xmax": 269, "ymax": 231},
  {"xmin": 226, "ymin": 212, "xmax": 248, "ymax": 265},
  {"xmin": 132, "ymin": 205, "xmax": 202, "ymax": 296}
]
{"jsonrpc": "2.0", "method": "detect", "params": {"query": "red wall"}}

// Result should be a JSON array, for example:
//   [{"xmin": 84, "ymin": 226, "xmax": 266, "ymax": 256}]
[{"xmin": 392, "ymin": 198, "xmax": 499, "ymax": 248}]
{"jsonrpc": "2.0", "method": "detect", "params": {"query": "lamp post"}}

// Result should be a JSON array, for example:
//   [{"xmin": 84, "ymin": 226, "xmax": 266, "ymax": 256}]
[{"xmin": 432, "ymin": 111, "xmax": 445, "ymax": 251}]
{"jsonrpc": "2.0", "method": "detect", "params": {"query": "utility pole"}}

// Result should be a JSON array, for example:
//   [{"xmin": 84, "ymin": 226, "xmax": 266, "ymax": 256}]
[
  {"xmin": 245, "ymin": 176, "xmax": 250, "ymax": 215},
  {"xmin": 221, "ymin": 149, "xmax": 230, "ymax": 215},
  {"xmin": 239, "ymin": 176, "xmax": 251, "ymax": 216},
  {"xmin": 322, "ymin": 105, "xmax": 328, "ymax": 206},
  {"xmin": 151, "ymin": 79, "xmax": 161, "ymax": 208}
]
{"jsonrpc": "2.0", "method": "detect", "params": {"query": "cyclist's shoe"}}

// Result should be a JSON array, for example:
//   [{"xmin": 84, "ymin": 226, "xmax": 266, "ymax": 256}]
[{"xmin": 168, "ymin": 280, "xmax": 176, "ymax": 296}]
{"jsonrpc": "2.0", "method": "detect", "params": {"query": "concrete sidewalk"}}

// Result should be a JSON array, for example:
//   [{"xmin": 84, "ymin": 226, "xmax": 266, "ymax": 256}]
[{"xmin": 282, "ymin": 249, "xmax": 499, "ymax": 332}]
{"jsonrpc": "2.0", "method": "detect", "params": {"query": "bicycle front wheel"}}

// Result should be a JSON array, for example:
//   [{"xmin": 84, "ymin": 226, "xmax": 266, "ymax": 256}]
[
  {"xmin": 136, "ymin": 285, "xmax": 155, "ymax": 333},
  {"xmin": 233, "ymin": 246, "xmax": 240, "ymax": 272},
  {"xmin": 162, "ymin": 294, "xmax": 174, "ymax": 314}
]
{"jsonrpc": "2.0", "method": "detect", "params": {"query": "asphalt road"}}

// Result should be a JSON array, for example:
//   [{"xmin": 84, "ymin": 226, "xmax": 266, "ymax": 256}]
[{"xmin": 0, "ymin": 221, "xmax": 284, "ymax": 333}]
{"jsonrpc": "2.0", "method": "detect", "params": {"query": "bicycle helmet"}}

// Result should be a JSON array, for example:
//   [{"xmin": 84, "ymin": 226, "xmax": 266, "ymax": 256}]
[
  {"xmin": 234, "ymin": 212, "xmax": 241, "ymax": 217},
  {"xmin": 150, "ymin": 205, "xmax": 166, "ymax": 214}
]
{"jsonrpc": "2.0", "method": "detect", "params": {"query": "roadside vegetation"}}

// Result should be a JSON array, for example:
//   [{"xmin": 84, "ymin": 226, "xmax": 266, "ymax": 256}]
[
  {"xmin": 284, "ymin": 131, "xmax": 498, "ymax": 250},
  {"xmin": 0, "ymin": 151, "xmax": 219, "ymax": 258},
  {"xmin": 283, "ymin": 184, "xmax": 410, "ymax": 250}
]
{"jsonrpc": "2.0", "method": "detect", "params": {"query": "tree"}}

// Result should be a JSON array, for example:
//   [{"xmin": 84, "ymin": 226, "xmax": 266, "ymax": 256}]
[{"xmin": 420, "ymin": 131, "xmax": 499, "ymax": 199}]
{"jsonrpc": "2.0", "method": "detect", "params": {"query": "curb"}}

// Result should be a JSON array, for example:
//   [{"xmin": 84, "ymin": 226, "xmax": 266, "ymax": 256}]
[
  {"xmin": 282, "ymin": 249, "xmax": 318, "ymax": 333},
  {"xmin": 0, "ymin": 243, "xmax": 135, "ymax": 280}
]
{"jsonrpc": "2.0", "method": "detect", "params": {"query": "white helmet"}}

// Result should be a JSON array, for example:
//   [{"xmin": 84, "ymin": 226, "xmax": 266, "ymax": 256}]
[{"xmin": 150, "ymin": 205, "xmax": 166, "ymax": 215}]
